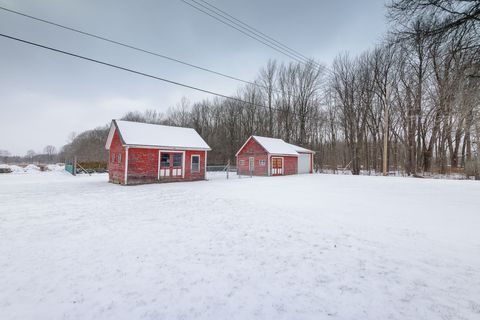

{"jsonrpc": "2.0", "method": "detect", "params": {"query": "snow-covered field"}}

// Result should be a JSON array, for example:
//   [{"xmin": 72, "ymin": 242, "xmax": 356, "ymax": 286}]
[{"xmin": 0, "ymin": 172, "xmax": 479, "ymax": 320}]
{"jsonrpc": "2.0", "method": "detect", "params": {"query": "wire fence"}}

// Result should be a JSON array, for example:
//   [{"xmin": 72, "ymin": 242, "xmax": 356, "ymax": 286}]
[{"xmin": 205, "ymin": 163, "xmax": 253, "ymax": 180}]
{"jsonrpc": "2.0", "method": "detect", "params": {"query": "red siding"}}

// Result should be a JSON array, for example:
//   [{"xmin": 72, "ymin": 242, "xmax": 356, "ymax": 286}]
[
  {"xmin": 108, "ymin": 130, "xmax": 125, "ymax": 184},
  {"xmin": 236, "ymin": 138, "xmax": 269, "ymax": 176},
  {"xmin": 183, "ymin": 150, "xmax": 207, "ymax": 181},
  {"xmin": 282, "ymin": 156, "xmax": 298, "ymax": 175},
  {"xmin": 126, "ymin": 148, "xmax": 158, "ymax": 185}
]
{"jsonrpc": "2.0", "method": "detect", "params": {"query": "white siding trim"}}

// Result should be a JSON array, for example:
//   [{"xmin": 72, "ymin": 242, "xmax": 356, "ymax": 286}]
[
  {"xmin": 182, "ymin": 151, "xmax": 186, "ymax": 178},
  {"xmin": 124, "ymin": 147, "xmax": 129, "ymax": 185},
  {"xmin": 105, "ymin": 125, "xmax": 116, "ymax": 150},
  {"xmin": 157, "ymin": 150, "xmax": 161, "ymax": 180},
  {"xmin": 267, "ymin": 154, "xmax": 271, "ymax": 176}
]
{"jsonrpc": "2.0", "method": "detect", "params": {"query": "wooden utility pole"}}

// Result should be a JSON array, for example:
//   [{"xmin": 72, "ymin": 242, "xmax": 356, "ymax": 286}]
[{"xmin": 383, "ymin": 85, "xmax": 389, "ymax": 176}]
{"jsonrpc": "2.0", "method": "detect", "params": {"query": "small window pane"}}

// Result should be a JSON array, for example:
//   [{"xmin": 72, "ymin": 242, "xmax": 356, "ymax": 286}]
[
  {"xmin": 173, "ymin": 153, "xmax": 182, "ymax": 167},
  {"xmin": 191, "ymin": 155, "xmax": 200, "ymax": 173},
  {"xmin": 239, "ymin": 160, "xmax": 245, "ymax": 166},
  {"xmin": 160, "ymin": 153, "xmax": 170, "ymax": 168},
  {"xmin": 118, "ymin": 153, "xmax": 122, "ymax": 163}
]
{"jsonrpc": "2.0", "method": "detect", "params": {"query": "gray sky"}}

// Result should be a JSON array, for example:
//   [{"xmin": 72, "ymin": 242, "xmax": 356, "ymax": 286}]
[{"xmin": 0, "ymin": 0, "xmax": 388, "ymax": 156}]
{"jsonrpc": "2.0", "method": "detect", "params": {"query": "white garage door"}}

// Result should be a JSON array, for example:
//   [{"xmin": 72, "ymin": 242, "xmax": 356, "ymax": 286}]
[{"xmin": 298, "ymin": 153, "xmax": 311, "ymax": 174}]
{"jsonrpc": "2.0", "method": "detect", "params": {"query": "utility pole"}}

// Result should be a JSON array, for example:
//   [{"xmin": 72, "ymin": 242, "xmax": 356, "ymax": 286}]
[
  {"xmin": 383, "ymin": 85, "xmax": 389, "ymax": 176},
  {"xmin": 73, "ymin": 156, "xmax": 77, "ymax": 176}
]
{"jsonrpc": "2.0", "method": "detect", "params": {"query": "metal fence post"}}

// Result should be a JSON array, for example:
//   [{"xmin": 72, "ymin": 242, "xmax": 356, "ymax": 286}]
[{"xmin": 73, "ymin": 156, "xmax": 77, "ymax": 176}]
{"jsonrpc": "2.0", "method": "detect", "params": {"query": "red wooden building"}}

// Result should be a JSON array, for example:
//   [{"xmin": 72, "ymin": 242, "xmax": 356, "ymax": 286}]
[
  {"xmin": 105, "ymin": 120, "xmax": 211, "ymax": 185},
  {"xmin": 236, "ymin": 135, "xmax": 314, "ymax": 176}
]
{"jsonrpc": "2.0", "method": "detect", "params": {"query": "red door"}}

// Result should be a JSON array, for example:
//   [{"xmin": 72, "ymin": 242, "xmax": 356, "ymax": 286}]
[
  {"xmin": 159, "ymin": 152, "xmax": 183, "ymax": 178},
  {"xmin": 271, "ymin": 157, "xmax": 283, "ymax": 175}
]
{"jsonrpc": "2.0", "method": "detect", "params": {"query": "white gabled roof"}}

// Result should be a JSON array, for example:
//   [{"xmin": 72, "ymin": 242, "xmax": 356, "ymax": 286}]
[
  {"xmin": 236, "ymin": 135, "xmax": 315, "ymax": 156},
  {"xmin": 286, "ymin": 143, "xmax": 315, "ymax": 154},
  {"xmin": 105, "ymin": 120, "xmax": 211, "ymax": 150},
  {"xmin": 252, "ymin": 136, "xmax": 298, "ymax": 155}
]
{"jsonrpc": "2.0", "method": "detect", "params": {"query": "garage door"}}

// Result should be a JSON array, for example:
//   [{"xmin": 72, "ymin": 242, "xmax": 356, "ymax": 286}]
[{"xmin": 298, "ymin": 153, "xmax": 311, "ymax": 174}]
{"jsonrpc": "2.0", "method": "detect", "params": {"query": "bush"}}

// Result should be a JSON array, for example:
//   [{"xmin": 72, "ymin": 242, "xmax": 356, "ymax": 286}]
[{"xmin": 78, "ymin": 162, "xmax": 108, "ymax": 170}]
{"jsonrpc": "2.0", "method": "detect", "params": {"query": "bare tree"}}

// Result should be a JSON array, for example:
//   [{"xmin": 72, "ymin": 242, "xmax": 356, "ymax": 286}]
[
  {"xmin": 388, "ymin": 0, "xmax": 480, "ymax": 46},
  {"xmin": 43, "ymin": 145, "xmax": 57, "ymax": 163}
]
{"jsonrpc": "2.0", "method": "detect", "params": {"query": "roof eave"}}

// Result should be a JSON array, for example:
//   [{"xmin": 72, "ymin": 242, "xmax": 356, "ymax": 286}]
[
  {"xmin": 122, "ymin": 143, "xmax": 211, "ymax": 151},
  {"xmin": 268, "ymin": 153, "xmax": 299, "ymax": 157}
]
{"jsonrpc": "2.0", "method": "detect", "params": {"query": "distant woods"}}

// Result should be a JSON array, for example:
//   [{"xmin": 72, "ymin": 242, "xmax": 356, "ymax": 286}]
[{"xmin": 6, "ymin": 0, "xmax": 479, "ymax": 177}]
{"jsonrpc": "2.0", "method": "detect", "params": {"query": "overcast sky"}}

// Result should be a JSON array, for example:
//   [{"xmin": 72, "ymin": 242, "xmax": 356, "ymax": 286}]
[{"xmin": 0, "ymin": 0, "xmax": 388, "ymax": 156}]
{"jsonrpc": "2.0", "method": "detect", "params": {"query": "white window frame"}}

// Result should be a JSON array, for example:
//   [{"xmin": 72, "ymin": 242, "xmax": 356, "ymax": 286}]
[
  {"xmin": 191, "ymin": 154, "xmax": 200, "ymax": 173},
  {"xmin": 239, "ymin": 159, "xmax": 245, "ymax": 166},
  {"xmin": 259, "ymin": 159, "xmax": 266, "ymax": 166}
]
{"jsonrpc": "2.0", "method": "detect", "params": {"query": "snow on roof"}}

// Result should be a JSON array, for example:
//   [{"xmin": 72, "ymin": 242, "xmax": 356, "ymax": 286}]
[
  {"xmin": 237, "ymin": 135, "xmax": 315, "ymax": 156},
  {"xmin": 252, "ymin": 136, "xmax": 298, "ymax": 155},
  {"xmin": 286, "ymin": 143, "xmax": 315, "ymax": 154},
  {"xmin": 106, "ymin": 120, "xmax": 211, "ymax": 150}
]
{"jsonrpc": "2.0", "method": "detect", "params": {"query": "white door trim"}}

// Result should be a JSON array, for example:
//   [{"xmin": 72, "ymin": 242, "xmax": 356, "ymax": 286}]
[
  {"xmin": 271, "ymin": 156, "xmax": 284, "ymax": 175},
  {"xmin": 158, "ymin": 150, "xmax": 184, "ymax": 179}
]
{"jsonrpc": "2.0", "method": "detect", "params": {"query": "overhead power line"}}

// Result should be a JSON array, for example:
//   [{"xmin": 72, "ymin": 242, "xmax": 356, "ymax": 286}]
[
  {"xmin": 179, "ymin": 0, "xmax": 330, "ymax": 74},
  {"xmin": 0, "ymin": 32, "xmax": 324, "ymax": 122},
  {"xmin": 187, "ymin": 0, "xmax": 314, "ymax": 65},
  {"xmin": 179, "ymin": 0, "xmax": 313, "ymax": 67},
  {"xmin": 0, "ymin": 5, "xmax": 264, "ymax": 89},
  {"xmin": 196, "ymin": 0, "xmax": 315, "ymax": 65}
]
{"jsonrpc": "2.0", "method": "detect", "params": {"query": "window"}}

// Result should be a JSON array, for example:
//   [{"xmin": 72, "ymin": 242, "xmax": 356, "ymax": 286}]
[
  {"xmin": 173, "ymin": 153, "xmax": 182, "ymax": 167},
  {"xmin": 118, "ymin": 153, "xmax": 122, "ymax": 163},
  {"xmin": 259, "ymin": 160, "xmax": 266, "ymax": 166},
  {"xmin": 191, "ymin": 155, "xmax": 200, "ymax": 173},
  {"xmin": 160, "ymin": 153, "xmax": 170, "ymax": 168},
  {"xmin": 239, "ymin": 159, "xmax": 245, "ymax": 166},
  {"xmin": 111, "ymin": 153, "xmax": 115, "ymax": 163}
]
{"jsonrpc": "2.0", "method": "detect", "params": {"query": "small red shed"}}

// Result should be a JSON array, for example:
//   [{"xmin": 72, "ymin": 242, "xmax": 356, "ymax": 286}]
[
  {"xmin": 236, "ymin": 135, "xmax": 314, "ymax": 176},
  {"xmin": 105, "ymin": 120, "xmax": 211, "ymax": 185}
]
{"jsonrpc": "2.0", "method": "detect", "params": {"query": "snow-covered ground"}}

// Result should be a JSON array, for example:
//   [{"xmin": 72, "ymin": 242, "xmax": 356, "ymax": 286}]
[{"xmin": 0, "ymin": 172, "xmax": 479, "ymax": 320}]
